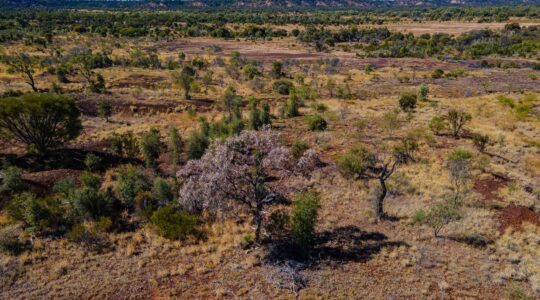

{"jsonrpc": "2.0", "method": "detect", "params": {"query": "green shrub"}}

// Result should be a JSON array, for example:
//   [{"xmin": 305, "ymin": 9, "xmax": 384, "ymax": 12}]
[
  {"xmin": 150, "ymin": 206, "xmax": 200, "ymax": 240},
  {"xmin": 291, "ymin": 191, "xmax": 321, "ymax": 258},
  {"xmin": 116, "ymin": 165, "xmax": 150, "ymax": 209},
  {"xmin": 431, "ymin": 68, "xmax": 444, "ymax": 79},
  {"xmin": 140, "ymin": 128, "xmax": 162, "ymax": 170},
  {"xmin": 291, "ymin": 140, "xmax": 310, "ymax": 159},
  {"xmin": 497, "ymin": 95, "xmax": 515, "ymax": 108},
  {"xmin": 282, "ymin": 92, "xmax": 300, "ymax": 118},
  {"xmin": 152, "ymin": 177, "xmax": 174, "ymax": 204},
  {"xmin": 422, "ymin": 200, "xmax": 462, "ymax": 237},
  {"xmin": 98, "ymin": 100, "xmax": 112, "ymax": 121},
  {"xmin": 0, "ymin": 165, "xmax": 24, "ymax": 193},
  {"xmin": 448, "ymin": 148, "xmax": 473, "ymax": 161},
  {"xmin": 7, "ymin": 192, "xmax": 66, "ymax": 234},
  {"xmin": 399, "ymin": 92, "xmax": 417, "ymax": 112},
  {"xmin": 417, "ymin": 83, "xmax": 429, "ymax": 101},
  {"xmin": 71, "ymin": 187, "xmax": 115, "ymax": 220},
  {"xmin": 272, "ymin": 80, "xmax": 294, "ymax": 95},
  {"xmin": 53, "ymin": 177, "xmax": 76, "ymax": 196},
  {"xmin": 472, "ymin": 133, "xmax": 490, "ymax": 152},
  {"xmin": 306, "ymin": 114, "xmax": 327, "ymax": 131},
  {"xmin": 187, "ymin": 129, "xmax": 210, "ymax": 160},
  {"xmin": 84, "ymin": 153, "xmax": 101, "ymax": 171},
  {"xmin": 448, "ymin": 109, "xmax": 471, "ymax": 138},
  {"xmin": 79, "ymin": 171, "xmax": 100, "ymax": 190},
  {"xmin": 428, "ymin": 116, "xmax": 446, "ymax": 135}
]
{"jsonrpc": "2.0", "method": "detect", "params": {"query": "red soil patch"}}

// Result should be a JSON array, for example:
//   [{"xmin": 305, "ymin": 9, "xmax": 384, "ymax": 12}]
[
  {"xmin": 498, "ymin": 204, "xmax": 540, "ymax": 233},
  {"xmin": 473, "ymin": 176, "xmax": 509, "ymax": 202}
]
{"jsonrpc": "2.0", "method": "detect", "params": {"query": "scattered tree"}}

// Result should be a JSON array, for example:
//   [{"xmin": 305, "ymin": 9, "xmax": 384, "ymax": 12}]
[
  {"xmin": 1, "ymin": 53, "xmax": 39, "ymax": 92},
  {"xmin": 178, "ymin": 129, "xmax": 321, "ymax": 243},
  {"xmin": 338, "ymin": 145, "xmax": 398, "ymax": 219},
  {"xmin": 417, "ymin": 83, "xmax": 429, "ymax": 101},
  {"xmin": 0, "ymin": 93, "xmax": 82, "ymax": 154},
  {"xmin": 448, "ymin": 109, "xmax": 471, "ymax": 138},
  {"xmin": 140, "ymin": 128, "xmax": 163, "ymax": 170},
  {"xmin": 399, "ymin": 92, "xmax": 417, "ymax": 112}
]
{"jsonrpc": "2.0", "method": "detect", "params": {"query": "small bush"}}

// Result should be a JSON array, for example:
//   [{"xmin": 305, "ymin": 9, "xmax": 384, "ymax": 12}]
[
  {"xmin": 152, "ymin": 177, "xmax": 174, "ymax": 204},
  {"xmin": 417, "ymin": 83, "xmax": 429, "ymax": 101},
  {"xmin": 291, "ymin": 191, "xmax": 321, "ymax": 258},
  {"xmin": 150, "ymin": 206, "xmax": 200, "ymax": 240},
  {"xmin": 428, "ymin": 116, "xmax": 446, "ymax": 135},
  {"xmin": 291, "ymin": 140, "xmax": 310, "ymax": 159},
  {"xmin": 84, "ymin": 153, "xmax": 101, "ymax": 171},
  {"xmin": 306, "ymin": 114, "xmax": 327, "ymax": 131},
  {"xmin": 422, "ymin": 200, "xmax": 462, "ymax": 237},
  {"xmin": 272, "ymin": 80, "xmax": 294, "ymax": 95},
  {"xmin": 282, "ymin": 92, "xmax": 300, "ymax": 118},
  {"xmin": 497, "ymin": 95, "xmax": 515, "ymax": 108},
  {"xmin": 431, "ymin": 69, "xmax": 444, "ymax": 79},
  {"xmin": 472, "ymin": 133, "xmax": 490, "ymax": 152},
  {"xmin": 116, "ymin": 165, "xmax": 150, "ymax": 209},
  {"xmin": 140, "ymin": 128, "xmax": 162, "ymax": 170},
  {"xmin": 0, "ymin": 165, "xmax": 24, "ymax": 193},
  {"xmin": 187, "ymin": 130, "xmax": 210, "ymax": 160},
  {"xmin": 399, "ymin": 92, "xmax": 417, "ymax": 112},
  {"xmin": 72, "ymin": 187, "xmax": 115, "ymax": 220}
]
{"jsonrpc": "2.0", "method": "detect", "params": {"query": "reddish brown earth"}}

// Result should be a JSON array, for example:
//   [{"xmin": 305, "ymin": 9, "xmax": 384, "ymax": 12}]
[{"xmin": 498, "ymin": 204, "xmax": 540, "ymax": 233}]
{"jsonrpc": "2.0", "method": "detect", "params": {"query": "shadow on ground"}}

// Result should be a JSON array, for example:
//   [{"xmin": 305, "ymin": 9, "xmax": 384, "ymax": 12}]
[{"xmin": 266, "ymin": 225, "xmax": 408, "ymax": 265}]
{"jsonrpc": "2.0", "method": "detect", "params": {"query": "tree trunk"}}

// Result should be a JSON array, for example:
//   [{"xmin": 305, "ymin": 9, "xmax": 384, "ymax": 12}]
[
  {"xmin": 375, "ymin": 177, "xmax": 387, "ymax": 219},
  {"xmin": 254, "ymin": 208, "xmax": 262, "ymax": 243}
]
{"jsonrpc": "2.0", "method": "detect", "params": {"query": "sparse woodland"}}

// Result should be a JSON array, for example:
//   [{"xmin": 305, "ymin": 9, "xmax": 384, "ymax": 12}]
[{"xmin": 0, "ymin": 7, "xmax": 539, "ymax": 299}]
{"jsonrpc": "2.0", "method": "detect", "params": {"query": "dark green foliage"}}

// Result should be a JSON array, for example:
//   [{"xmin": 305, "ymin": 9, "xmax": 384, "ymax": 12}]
[
  {"xmin": 248, "ymin": 97, "xmax": 262, "ymax": 130},
  {"xmin": 431, "ymin": 69, "xmax": 444, "ymax": 79},
  {"xmin": 140, "ymin": 128, "xmax": 163, "ymax": 170},
  {"xmin": 243, "ymin": 63, "xmax": 261, "ymax": 80},
  {"xmin": 84, "ymin": 153, "xmax": 101, "ymax": 171},
  {"xmin": 89, "ymin": 73, "xmax": 106, "ymax": 93},
  {"xmin": 116, "ymin": 165, "xmax": 150, "ymax": 209},
  {"xmin": 109, "ymin": 131, "xmax": 139, "ymax": 158},
  {"xmin": 8, "ymin": 192, "xmax": 66, "ymax": 234},
  {"xmin": 98, "ymin": 100, "xmax": 112, "ymax": 121},
  {"xmin": 472, "ymin": 133, "xmax": 490, "ymax": 152},
  {"xmin": 337, "ymin": 146, "xmax": 376, "ymax": 179},
  {"xmin": 417, "ymin": 83, "xmax": 429, "ymax": 101},
  {"xmin": 282, "ymin": 92, "xmax": 300, "ymax": 117},
  {"xmin": 0, "ymin": 164, "xmax": 24, "ymax": 194},
  {"xmin": 260, "ymin": 101, "xmax": 272, "ymax": 126},
  {"xmin": 168, "ymin": 126, "xmax": 183, "ymax": 167},
  {"xmin": 271, "ymin": 61, "xmax": 284, "ymax": 79},
  {"xmin": 273, "ymin": 80, "xmax": 294, "ymax": 95},
  {"xmin": 152, "ymin": 177, "xmax": 174, "ymax": 204},
  {"xmin": 71, "ymin": 188, "xmax": 115, "ymax": 220},
  {"xmin": 306, "ymin": 114, "xmax": 327, "ymax": 131},
  {"xmin": 428, "ymin": 116, "xmax": 446, "ymax": 135},
  {"xmin": 150, "ymin": 206, "xmax": 200, "ymax": 240},
  {"xmin": 399, "ymin": 92, "xmax": 417, "ymax": 112},
  {"xmin": 187, "ymin": 123, "xmax": 210, "ymax": 160},
  {"xmin": 417, "ymin": 200, "xmax": 462, "ymax": 237},
  {"xmin": 0, "ymin": 93, "xmax": 82, "ymax": 154},
  {"xmin": 291, "ymin": 140, "xmax": 310, "ymax": 159},
  {"xmin": 291, "ymin": 191, "xmax": 320, "ymax": 258}
]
